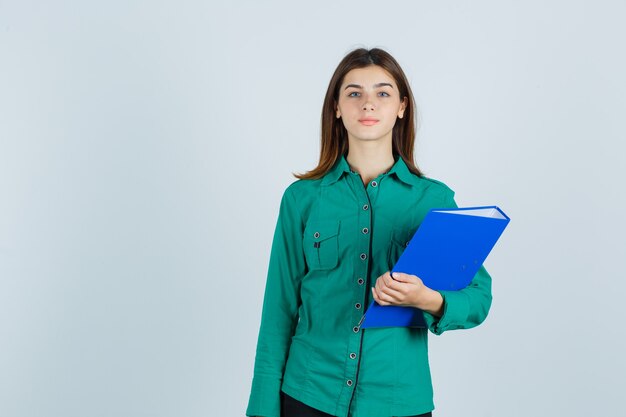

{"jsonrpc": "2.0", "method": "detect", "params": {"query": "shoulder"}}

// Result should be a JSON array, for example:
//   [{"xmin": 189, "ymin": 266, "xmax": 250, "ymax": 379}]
[
  {"xmin": 285, "ymin": 177, "xmax": 322, "ymax": 193},
  {"xmin": 283, "ymin": 177, "xmax": 323, "ymax": 201},
  {"xmin": 414, "ymin": 175, "xmax": 455, "ymax": 202},
  {"xmin": 278, "ymin": 178, "xmax": 323, "ymax": 221}
]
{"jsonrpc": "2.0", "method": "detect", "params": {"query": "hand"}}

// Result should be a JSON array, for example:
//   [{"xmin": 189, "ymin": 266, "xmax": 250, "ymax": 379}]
[{"xmin": 371, "ymin": 271, "xmax": 444, "ymax": 317}]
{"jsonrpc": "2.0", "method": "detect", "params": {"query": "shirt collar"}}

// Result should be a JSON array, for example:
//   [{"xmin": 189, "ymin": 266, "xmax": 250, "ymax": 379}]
[
  {"xmin": 387, "ymin": 155, "xmax": 419, "ymax": 187},
  {"xmin": 320, "ymin": 155, "xmax": 351, "ymax": 186},
  {"xmin": 321, "ymin": 154, "xmax": 418, "ymax": 187}
]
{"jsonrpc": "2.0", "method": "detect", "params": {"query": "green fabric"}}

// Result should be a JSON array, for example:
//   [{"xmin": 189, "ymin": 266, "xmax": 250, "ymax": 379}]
[{"xmin": 246, "ymin": 154, "xmax": 492, "ymax": 417}]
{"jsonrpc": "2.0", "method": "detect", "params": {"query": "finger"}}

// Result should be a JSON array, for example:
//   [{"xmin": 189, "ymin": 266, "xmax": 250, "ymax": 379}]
[
  {"xmin": 373, "ymin": 275, "xmax": 384, "ymax": 291},
  {"xmin": 373, "ymin": 286, "xmax": 398, "ymax": 305},
  {"xmin": 391, "ymin": 272, "xmax": 414, "ymax": 283},
  {"xmin": 374, "ymin": 277, "xmax": 382, "ymax": 293},
  {"xmin": 379, "ymin": 285, "xmax": 404, "ymax": 303},
  {"xmin": 375, "ymin": 275, "xmax": 389, "ymax": 293},
  {"xmin": 372, "ymin": 286, "xmax": 385, "ymax": 305},
  {"xmin": 376, "ymin": 274, "xmax": 406, "ymax": 302},
  {"xmin": 383, "ymin": 271, "xmax": 401, "ymax": 290}
]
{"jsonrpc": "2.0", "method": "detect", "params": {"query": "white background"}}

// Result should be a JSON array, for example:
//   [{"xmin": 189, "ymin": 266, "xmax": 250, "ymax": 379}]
[{"xmin": 1, "ymin": 1, "xmax": 625, "ymax": 416}]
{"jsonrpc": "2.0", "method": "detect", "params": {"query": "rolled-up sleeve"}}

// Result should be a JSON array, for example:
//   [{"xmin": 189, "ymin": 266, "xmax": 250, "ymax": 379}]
[
  {"xmin": 422, "ymin": 190, "xmax": 493, "ymax": 336},
  {"xmin": 246, "ymin": 186, "xmax": 306, "ymax": 417}
]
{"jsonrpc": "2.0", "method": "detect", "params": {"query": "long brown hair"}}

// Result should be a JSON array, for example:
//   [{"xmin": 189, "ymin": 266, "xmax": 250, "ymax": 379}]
[{"xmin": 294, "ymin": 47, "xmax": 423, "ymax": 179}]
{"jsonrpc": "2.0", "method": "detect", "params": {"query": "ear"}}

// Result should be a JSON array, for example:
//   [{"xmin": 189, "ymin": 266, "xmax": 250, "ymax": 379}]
[
  {"xmin": 335, "ymin": 102, "xmax": 341, "ymax": 119},
  {"xmin": 398, "ymin": 96, "xmax": 408, "ymax": 119}
]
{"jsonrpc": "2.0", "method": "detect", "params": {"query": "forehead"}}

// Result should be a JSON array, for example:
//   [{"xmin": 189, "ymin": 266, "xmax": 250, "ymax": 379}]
[{"xmin": 341, "ymin": 65, "xmax": 398, "ymax": 88}]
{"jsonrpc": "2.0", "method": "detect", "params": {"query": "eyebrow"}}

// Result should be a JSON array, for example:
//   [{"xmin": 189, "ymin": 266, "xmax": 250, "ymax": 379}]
[{"xmin": 344, "ymin": 82, "xmax": 394, "ymax": 90}]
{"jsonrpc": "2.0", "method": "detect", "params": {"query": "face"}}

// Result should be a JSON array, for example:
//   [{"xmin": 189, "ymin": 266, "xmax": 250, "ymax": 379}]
[{"xmin": 335, "ymin": 65, "xmax": 408, "ymax": 145}]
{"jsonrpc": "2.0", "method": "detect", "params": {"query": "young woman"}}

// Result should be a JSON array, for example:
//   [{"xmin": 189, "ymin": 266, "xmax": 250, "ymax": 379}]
[{"xmin": 246, "ymin": 47, "xmax": 492, "ymax": 417}]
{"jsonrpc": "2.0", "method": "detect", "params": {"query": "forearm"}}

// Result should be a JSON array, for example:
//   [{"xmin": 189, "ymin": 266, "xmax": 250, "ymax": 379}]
[
  {"xmin": 423, "ymin": 265, "xmax": 493, "ymax": 335},
  {"xmin": 415, "ymin": 288, "xmax": 444, "ymax": 317}
]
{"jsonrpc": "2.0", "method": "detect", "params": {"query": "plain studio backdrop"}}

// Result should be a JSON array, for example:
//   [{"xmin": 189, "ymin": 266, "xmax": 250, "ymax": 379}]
[{"xmin": 1, "ymin": 1, "xmax": 625, "ymax": 416}]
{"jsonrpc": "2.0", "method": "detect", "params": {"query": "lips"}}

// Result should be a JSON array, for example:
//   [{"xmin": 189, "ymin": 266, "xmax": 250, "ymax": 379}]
[{"xmin": 359, "ymin": 118, "xmax": 379, "ymax": 126}]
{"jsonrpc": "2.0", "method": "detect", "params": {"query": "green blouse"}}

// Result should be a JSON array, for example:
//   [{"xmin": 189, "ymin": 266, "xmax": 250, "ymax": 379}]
[{"xmin": 246, "ymin": 154, "xmax": 492, "ymax": 417}]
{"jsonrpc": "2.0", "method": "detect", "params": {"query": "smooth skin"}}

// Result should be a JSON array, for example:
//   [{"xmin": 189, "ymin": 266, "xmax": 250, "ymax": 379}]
[{"xmin": 336, "ymin": 65, "xmax": 444, "ymax": 318}]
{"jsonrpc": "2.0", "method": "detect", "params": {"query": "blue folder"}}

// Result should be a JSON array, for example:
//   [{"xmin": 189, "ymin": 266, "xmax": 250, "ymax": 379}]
[{"xmin": 360, "ymin": 205, "xmax": 510, "ymax": 329}]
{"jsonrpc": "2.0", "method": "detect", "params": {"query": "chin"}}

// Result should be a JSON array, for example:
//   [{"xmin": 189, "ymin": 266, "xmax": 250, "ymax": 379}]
[{"xmin": 354, "ymin": 130, "xmax": 388, "ymax": 140}]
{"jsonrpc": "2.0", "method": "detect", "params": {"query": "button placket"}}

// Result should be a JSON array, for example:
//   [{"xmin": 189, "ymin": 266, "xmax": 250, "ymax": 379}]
[
  {"xmin": 355, "ymin": 187, "xmax": 371, "ymax": 336},
  {"xmin": 345, "ymin": 174, "xmax": 372, "ymax": 396}
]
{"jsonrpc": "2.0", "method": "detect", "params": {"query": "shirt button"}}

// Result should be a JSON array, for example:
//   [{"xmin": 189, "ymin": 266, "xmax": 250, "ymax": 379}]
[
  {"xmin": 349, "ymin": 353, "xmax": 357, "ymax": 359},
  {"xmin": 313, "ymin": 232, "xmax": 320, "ymax": 238},
  {"xmin": 347, "ymin": 379, "xmax": 353, "ymax": 386},
  {"xmin": 362, "ymin": 204, "xmax": 369, "ymax": 210},
  {"xmin": 357, "ymin": 278, "xmax": 364, "ymax": 285},
  {"xmin": 371, "ymin": 181, "xmax": 378, "ymax": 187},
  {"xmin": 360, "ymin": 253, "xmax": 367, "ymax": 260},
  {"xmin": 355, "ymin": 303, "xmax": 361, "ymax": 309},
  {"xmin": 353, "ymin": 326, "xmax": 360, "ymax": 333},
  {"xmin": 362, "ymin": 227, "xmax": 368, "ymax": 234}
]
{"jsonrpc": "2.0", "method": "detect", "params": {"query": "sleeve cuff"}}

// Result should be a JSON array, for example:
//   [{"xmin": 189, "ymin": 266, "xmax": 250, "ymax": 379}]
[
  {"xmin": 423, "ymin": 290, "xmax": 470, "ymax": 335},
  {"xmin": 246, "ymin": 375, "xmax": 282, "ymax": 417}
]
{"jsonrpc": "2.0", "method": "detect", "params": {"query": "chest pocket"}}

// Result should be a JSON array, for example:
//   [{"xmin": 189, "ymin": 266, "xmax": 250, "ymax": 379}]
[
  {"xmin": 387, "ymin": 226, "xmax": 416, "ymax": 270},
  {"xmin": 303, "ymin": 220, "xmax": 340, "ymax": 271}
]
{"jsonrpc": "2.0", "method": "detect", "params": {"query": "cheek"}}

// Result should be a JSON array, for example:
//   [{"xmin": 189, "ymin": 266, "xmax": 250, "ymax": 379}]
[
  {"xmin": 383, "ymin": 106, "xmax": 403, "ymax": 122},
  {"xmin": 338, "ymin": 100, "xmax": 358, "ymax": 114},
  {"xmin": 338, "ymin": 108, "xmax": 361, "ymax": 126}
]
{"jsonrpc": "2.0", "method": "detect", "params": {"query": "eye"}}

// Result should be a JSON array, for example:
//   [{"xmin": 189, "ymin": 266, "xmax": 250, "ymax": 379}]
[
  {"xmin": 378, "ymin": 91, "xmax": 390, "ymax": 97},
  {"xmin": 348, "ymin": 91, "xmax": 360, "ymax": 97}
]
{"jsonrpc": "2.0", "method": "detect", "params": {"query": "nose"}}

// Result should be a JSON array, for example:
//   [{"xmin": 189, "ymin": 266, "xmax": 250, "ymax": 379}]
[{"xmin": 361, "ymin": 92, "xmax": 376, "ymax": 111}]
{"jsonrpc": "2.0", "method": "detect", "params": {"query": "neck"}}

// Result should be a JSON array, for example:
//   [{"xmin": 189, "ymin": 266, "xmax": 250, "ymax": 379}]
[{"xmin": 346, "ymin": 138, "xmax": 395, "ymax": 185}]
